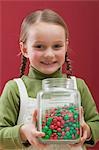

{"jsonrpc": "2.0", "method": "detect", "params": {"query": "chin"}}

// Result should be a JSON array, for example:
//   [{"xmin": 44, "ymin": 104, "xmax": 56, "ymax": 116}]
[{"xmin": 41, "ymin": 69, "xmax": 58, "ymax": 75}]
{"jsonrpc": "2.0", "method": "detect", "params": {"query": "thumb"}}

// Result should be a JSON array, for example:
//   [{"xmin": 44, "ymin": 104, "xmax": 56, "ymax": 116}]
[
  {"xmin": 32, "ymin": 130, "xmax": 45, "ymax": 138},
  {"xmin": 32, "ymin": 109, "xmax": 37, "ymax": 125},
  {"xmin": 80, "ymin": 106, "xmax": 84, "ymax": 124}
]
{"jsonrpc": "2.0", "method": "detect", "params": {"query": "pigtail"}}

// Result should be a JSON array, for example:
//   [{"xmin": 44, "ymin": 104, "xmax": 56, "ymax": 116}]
[
  {"xmin": 65, "ymin": 52, "xmax": 72, "ymax": 78},
  {"xmin": 20, "ymin": 55, "xmax": 27, "ymax": 77}
]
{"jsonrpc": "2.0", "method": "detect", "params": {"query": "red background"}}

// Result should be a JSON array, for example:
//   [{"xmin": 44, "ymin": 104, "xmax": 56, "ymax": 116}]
[{"xmin": 0, "ymin": 1, "xmax": 99, "ymax": 149}]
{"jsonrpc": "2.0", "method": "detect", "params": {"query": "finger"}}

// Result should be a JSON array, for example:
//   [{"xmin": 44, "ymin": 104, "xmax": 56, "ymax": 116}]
[
  {"xmin": 32, "ymin": 109, "xmax": 37, "ymax": 125},
  {"xmin": 80, "ymin": 106, "xmax": 84, "ymax": 115},
  {"xmin": 29, "ymin": 137, "xmax": 47, "ymax": 149},
  {"xmin": 78, "ymin": 123, "xmax": 87, "ymax": 147},
  {"xmin": 80, "ymin": 106, "xmax": 84, "ymax": 124},
  {"xmin": 70, "ymin": 139, "xmax": 82, "ymax": 148},
  {"xmin": 34, "ymin": 140, "xmax": 48, "ymax": 149},
  {"xmin": 32, "ymin": 130, "xmax": 45, "ymax": 138},
  {"xmin": 29, "ymin": 132, "xmax": 47, "ymax": 149},
  {"xmin": 81, "ymin": 126, "xmax": 87, "ymax": 144}
]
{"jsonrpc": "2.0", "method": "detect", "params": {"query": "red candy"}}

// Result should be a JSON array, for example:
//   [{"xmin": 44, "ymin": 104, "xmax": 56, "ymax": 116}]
[
  {"xmin": 57, "ymin": 121, "xmax": 61, "ymax": 127},
  {"xmin": 57, "ymin": 128, "xmax": 61, "ymax": 132}
]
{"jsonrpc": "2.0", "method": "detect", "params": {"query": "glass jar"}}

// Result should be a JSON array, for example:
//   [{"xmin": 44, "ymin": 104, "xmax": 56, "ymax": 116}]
[{"xmin": 37, "ymin": 78, "xmax": 81, "ymax": 144}]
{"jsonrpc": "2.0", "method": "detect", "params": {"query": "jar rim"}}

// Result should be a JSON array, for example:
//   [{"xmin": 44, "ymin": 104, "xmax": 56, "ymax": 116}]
[{"xmin": 42, "ymin": 78, "xmax": 74, "ymax": 90}]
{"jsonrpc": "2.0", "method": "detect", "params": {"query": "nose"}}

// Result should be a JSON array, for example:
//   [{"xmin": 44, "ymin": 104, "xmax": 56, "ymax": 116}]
[{"xmin": 43, "ymin": 48, "xmax": 55, "ymax": 59}]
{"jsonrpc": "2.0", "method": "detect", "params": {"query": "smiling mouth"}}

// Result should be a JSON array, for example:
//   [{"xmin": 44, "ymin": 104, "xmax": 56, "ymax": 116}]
[{"xmin": 41, "ymin": 61, "xmax": 57, "ymax": 65}]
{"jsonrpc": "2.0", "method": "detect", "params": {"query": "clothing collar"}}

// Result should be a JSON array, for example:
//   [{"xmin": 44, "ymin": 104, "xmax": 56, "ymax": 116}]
[{"xmin": 28, "ymin": 66, "xmax": 64, "ymax": 80}]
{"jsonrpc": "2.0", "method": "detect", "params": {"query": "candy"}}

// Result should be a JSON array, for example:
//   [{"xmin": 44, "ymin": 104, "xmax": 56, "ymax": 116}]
[
  {"xmin": 64, "ymin": 114, "xmax": 69, "ymax": 120},
  {"xmin": 41, "ymin": 105, "xmax": 80, "ymax": 141}
]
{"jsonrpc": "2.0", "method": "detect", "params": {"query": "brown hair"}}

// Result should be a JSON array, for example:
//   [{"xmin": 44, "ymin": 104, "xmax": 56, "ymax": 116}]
[{"xmin": 19, "ymin": 9, "xmax": 72, "ymax": 77}]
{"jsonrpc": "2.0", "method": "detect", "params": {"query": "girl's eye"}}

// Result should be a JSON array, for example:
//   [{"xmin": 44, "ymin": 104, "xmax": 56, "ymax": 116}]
[
  {"xmin": 53, "ymin": 44, "xmax": 63, "ymax": 49},
  {"xmin": 34, "ymin": 45, "xmax": 44, "ymax": 49}
]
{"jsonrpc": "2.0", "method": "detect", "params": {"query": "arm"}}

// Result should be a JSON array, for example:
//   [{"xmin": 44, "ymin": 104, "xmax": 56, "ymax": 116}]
[
  {"xmin": 19, "ymin": 110, "xmax": 46, "ymax": 149},
  {"xmin": 0, "ymin": 80, "xmax": 23, "ymax": 149},
  {"xmin": 77, "ymin": 79, "xmax": 99, "ymax": 146},
  {"xmin": 0, "ymin": 80, "xmax": 46, "ymax": 150}
]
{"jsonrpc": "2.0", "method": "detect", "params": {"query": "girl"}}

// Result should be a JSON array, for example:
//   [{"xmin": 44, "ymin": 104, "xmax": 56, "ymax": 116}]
[{"xmin": 0, "ymin": 9, "xmax": 99, "ymax": 150}]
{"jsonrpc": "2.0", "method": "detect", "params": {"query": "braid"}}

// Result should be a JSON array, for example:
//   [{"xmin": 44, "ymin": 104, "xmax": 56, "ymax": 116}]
[
  {"xmin": 65, "ymin": 52, "xmax": 72, "ymax": 78},
  {"xmin": 20, "ymin": 55, "xmax": 27, "ymax": 77}
]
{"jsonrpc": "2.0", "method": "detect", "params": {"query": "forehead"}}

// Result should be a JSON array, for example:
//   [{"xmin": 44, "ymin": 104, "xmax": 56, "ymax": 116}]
[{"xmin": 27, "ymin": 22, "xmax": 66, "ymax": 42}]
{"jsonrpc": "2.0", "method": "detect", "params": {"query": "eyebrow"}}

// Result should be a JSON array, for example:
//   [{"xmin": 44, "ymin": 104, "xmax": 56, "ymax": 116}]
[
  {"xmin": 34, "ymin": 40, "xmax": 64, "ymax": 44},
  {"xmin": 34, "ymin": 41, "xmax": 45, "ymax": 44},
  {"xmin": 54, "ymin": 41, "xmax": 64, "ymax": 43}
]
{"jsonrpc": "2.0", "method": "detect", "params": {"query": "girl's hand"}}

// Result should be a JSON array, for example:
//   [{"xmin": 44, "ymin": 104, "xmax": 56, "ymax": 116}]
[
  {"xmin": 70, "ymin": 107, "xmax": 92, "ymax": 148},
  {"xmin": 20, "ymin": 110, "xmax": 47, "ymax": 149}
]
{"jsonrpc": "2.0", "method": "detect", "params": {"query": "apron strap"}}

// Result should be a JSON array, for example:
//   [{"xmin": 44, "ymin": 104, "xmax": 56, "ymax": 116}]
[
  {"xmin": 71, "ymin": 76, "xmax": 77, "ymax": 90},
  {"xmin": 14, "ymin": 78, "xmax": 28, "ymax": 100},
  {"xmin": 14, "ymin": 78, "xmax": 37, "ymax": 124}
]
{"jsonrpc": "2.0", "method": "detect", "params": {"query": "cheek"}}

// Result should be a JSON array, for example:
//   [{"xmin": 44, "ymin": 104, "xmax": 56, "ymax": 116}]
[
  {"xmin": 29, "ymin": 51, "xmax": 41, "ymax": 62},
  {"xmin": 57, "ymin": 51, "xmax": 66, "ymax": 60}
]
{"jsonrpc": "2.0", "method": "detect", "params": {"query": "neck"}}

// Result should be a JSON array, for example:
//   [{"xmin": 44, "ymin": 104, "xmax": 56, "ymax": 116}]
[{"xmin": 28, "ymin": 66, "xmax": 64, "ymax": 80}]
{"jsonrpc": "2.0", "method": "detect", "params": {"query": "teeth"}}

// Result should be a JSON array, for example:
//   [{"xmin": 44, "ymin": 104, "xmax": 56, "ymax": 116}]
[
  {"xmin": 43, "ymin": 62, "xmax": 52, "ymax": 65},
  {"xmin": 41, "ymin": 61, "xmax": 56, "ymax": 65},
  {"xmin": 46, "ymin": 62, "xmax": 51, "ymax": 64}
]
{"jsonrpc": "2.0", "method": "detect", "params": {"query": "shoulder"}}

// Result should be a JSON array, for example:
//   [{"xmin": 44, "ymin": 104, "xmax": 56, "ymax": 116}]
[
  {"xmin": 1, "ymin": 76, "xmax": 29, "ymax": 93},
  {"xmin": 76, "ymin": 77, "xmax": 86, "ymax": 88},
  {"xmin": 3, "ymin": 79, "xmax": 18, "ymax": 92},
  {"xmin": 1, "ymin": 78, "xmax": 21, "ymax": 98},
  {"xmin": 0, "ymin": 79, "xmax": 21, "ymax": 109},
  {"xmin": 75, "ymin": 77, "xmax": 90, "ymax": 93},
  {"xmin": 75, "ymin": 77, "xmax": 93, "ymax": 98}
]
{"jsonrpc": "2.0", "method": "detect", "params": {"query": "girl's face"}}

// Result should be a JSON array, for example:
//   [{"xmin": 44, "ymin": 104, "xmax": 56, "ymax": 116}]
[{"xmin": 21, "ymin": 22, "xmax": 68, "ymax": 75}]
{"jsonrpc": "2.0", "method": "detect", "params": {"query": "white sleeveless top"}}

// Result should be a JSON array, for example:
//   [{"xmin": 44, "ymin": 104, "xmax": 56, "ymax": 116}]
[{"xmin": 14, "ymin": 77, "xmax": 83, "ymax": 150}]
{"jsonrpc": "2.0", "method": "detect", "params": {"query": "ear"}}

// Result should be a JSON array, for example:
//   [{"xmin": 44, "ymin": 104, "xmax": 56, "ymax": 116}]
[
  {"xmin": 19, "ymin": 42, "xmax": 28, "ymax": 58},
  {"xmin": 65, "ymin": 39, "xmax": 69, "ymax": 52},
  {"xmin": 66, "ymin": 38, "xmax": 69, "ymax": 47}
]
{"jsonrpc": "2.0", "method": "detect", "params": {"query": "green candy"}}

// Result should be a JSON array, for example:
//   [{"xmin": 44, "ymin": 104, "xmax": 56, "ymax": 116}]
[
  {"xmin": 74, "ymin": 111, "xmax": 79, "ymax": 115},
  {"xmin": 47, "ymin": 129, "xmax": 52, "ymax": 136},
  {"xmin": 74, "ymin": 111, "xmax": 79, "ymax": 119},
  {"xmin": 68, "ymin": 135, "xmax": 72, "ymax": 139},
  {"xmin": 66, "ymin": 131, "xmax": 70, "ymax": 137},
  {"xmin": 74, "ymin": 115, "xmax": 78, "ymax": 119},
  {"xmin": 73, "ymin": 129, "xmax": 77, "ymax": 134},
  {"xmin": 70, "ymin": 126, "xmax": 74, "ymax": 130},
  {"xmin": 46, "ymin": 122, "xmax": 50, "ymax": 126},
  {"xmin": 56, "ymin": 113, "xmax": 61, "ymax": 116},
  {"xmin": 75, "ymin": 134, "xmax": 80, "ymax": 139},
  {"xmin": 46, "ymin": 118, "xmax": 53, "ymax": 126},
  {"xmin": 42, "ymin": 126, "xmax": 49, "ymax": 133},
  {"xmin": 64, "ymin": 114, "xmax": 69, "ymax": 120},
  {"xmin": 69, "ymin": 130, "xmax": 73, "ymax": 134},
  {"xmin": 64, "ymin": 123, "xmax": 69, "ymax": 127},
  {"xmin": 69, "ymin": 106, "xmax": 75, "ymax": 110},
  {"xmin": 58, "ymin": 136, "xmax": 61, "ymax": 139},
  {"xmin": 53, "ymin": 130, "xmax": 57, "ymax": 133},
  {"xmin": 56, "ymin": 108, "xmax": 61, "ymax": 112},
  {"xmin": 68, "ymin": 106, "xmax": 75, "ymax": 113},
  {"xmin": 68, "ymin": 122, "xmax": 72, "ymax": 126},
  {"xmin": 57, "ymin": 132, "xmax": 62, "ymax": 136},
  {"xmin": 76, "ymin": 122, "xmax": 80, "ymax": 128},
  {"xmin": 44, "ymin": 134, "xmax": 50, "ymax": 139},
  {"xmin": 63, "ymin": 135, "xmax": 68, "ymax": 140},
  {"xmin": 47, "ymin": 118, "xmax": 53, "ymax": 122},
  {"xmin": 72, "ymin": 123, "xmax": 77, "ymax": 128},
  {"xmin": 62, "ymin": 128, "xmax": 65, "ymax": 131}
]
